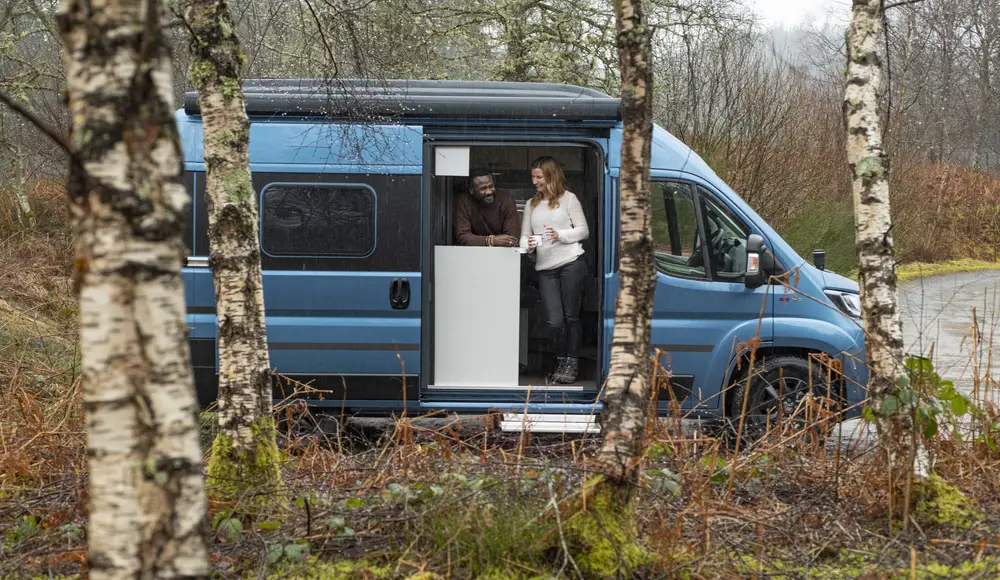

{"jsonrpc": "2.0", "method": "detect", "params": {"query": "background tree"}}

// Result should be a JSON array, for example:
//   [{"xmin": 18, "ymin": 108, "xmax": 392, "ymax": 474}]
[
  {"xmin": 0, "ymin": 0, "xmax": 68, "ymax": 226},
  {"xmin": 181, "ymin": 0, "xmax": 282, "ymax": 497},
  {"xmin": 55, "ymin": 0, "xmax": 209, "ymax": 575}
]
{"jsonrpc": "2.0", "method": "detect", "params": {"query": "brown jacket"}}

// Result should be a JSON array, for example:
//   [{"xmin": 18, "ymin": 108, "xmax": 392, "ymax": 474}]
[{"xmin": 453, "ymin": 190, "xmax": 520, "ymax": 245}]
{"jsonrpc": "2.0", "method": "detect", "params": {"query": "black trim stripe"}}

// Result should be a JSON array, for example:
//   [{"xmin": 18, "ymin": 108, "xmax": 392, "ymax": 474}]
[
  {"xmin": 187, "ymin": 307, "xmax": 419, "ymax": 318},
  {"xmin": 270, "ymin": 342, "xmax": 419, "ymax": 351},
  {"xmin": 273, "ymin": 374, "xmax": 418, "ymax": 402},
  {"xmin": 658, "ymin": 375, "xmax": 694, "ymax": 403},
  {"xmin": 653, "ymin": 344, "xmax": 714, "ymax": 353}
]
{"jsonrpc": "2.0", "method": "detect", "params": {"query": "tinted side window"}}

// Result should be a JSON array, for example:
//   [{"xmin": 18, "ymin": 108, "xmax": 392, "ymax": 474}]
[
  {"xmin": 261, "ymin": 183, "xmax": 376, "ymax": 257},
  {"xmin": 182, "ymin": 171, "xmax": 195, "ymax": 254},
  {"xmin": 651, "ymin": 181, "xmax": 707, "ymax": 279},
  {"xmin": 698, "ymin": 187, "xmax": 751, "ymax": 281}
]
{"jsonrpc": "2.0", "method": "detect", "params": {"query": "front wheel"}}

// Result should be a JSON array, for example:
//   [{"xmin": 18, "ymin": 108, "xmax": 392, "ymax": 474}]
[{"xmin": 728, "ymin": 355, "xmax": 840, "ymax": 443}]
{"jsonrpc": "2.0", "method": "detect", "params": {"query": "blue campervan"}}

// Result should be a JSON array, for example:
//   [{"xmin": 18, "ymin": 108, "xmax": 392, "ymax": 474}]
[{"xmin": 177, "ymin": 79, "xmax": 868, "ymax": 429}]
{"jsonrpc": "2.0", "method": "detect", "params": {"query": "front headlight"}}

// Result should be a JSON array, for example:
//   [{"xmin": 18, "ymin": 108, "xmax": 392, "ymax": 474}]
[{"xmin": 825, "ymin": 290, "xmax": 862, "ymax": 319}]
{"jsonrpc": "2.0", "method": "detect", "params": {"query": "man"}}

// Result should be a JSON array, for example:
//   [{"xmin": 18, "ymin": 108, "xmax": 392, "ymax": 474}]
[{"xmin": 453, "ymin": 168, "xmax": 520, "ymax": 246}]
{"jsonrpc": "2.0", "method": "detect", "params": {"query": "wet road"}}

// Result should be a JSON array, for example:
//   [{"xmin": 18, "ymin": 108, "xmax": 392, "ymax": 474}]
[
  {"xmin": 831, "ymin": 270, "xmax": 1000, "ymax": 451},
  {"xmin": 899, "ymin": 270, "xmax": 1000, "ymax": 395}
]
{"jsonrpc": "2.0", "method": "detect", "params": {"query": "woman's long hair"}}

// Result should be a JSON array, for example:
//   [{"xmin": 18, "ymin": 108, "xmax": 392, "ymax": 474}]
[{"xmin": 529, "ymin": 156, "xmax": 566, "ymax": 210}]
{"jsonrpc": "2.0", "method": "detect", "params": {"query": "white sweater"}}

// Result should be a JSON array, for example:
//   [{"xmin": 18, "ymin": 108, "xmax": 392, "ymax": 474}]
[{"xmin": 519, "ymin": 190, "xmax": 590, "ymax": 271}]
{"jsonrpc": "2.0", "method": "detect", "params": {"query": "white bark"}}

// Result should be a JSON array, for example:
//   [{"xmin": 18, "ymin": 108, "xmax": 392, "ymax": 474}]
[
  {"xmin": 183, "ymin": 0, "xmax": 281, "ymax": 494},
  {"xmin": 596, "ymin": 0, "xmax": 656, "ymax": 485},
  {"xmin": 58, "ymin": 0, "xmax": 210, "ymax": 576},
  {"xmin": 13, "ymin": 140, "xmax": 34, "ymax": 228},
  {"xmin": 845, "ymin": 0, "xmax": 928, "ymax": 479}
]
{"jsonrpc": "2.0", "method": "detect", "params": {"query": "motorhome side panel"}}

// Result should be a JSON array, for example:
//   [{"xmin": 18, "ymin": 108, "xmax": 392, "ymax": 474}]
[{"xmin": 181, "ymin": 119, "xmax": 424, "ymax": 412}]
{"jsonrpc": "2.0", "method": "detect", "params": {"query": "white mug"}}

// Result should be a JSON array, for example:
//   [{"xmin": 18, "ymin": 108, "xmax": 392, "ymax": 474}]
[{"xmin": 529, "ymin": 234, "xmax": 543, "ymax": 248}]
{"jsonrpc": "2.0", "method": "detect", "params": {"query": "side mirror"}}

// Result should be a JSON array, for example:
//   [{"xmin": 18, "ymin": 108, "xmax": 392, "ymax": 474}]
[
  {"xmin": 813, "ymin": 249, "xmax": 826, "ymax": 271},
  {"xmin": 745, "ymin": 234, "xmax": 774, "ymax": 289}
]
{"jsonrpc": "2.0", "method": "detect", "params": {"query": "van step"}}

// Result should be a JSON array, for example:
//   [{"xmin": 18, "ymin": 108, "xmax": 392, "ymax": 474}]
[{"xmin": 500, "ymin": 413, "xmax": 600, "ymax": 434}]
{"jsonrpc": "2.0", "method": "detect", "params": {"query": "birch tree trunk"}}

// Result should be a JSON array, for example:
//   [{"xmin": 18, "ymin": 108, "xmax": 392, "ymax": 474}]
[
  {"xmin": 595, "ymin": 0, "xmax": 656, "ymax": 486},
  {"xmin": 182, "ymin": 0, "xmax": 282, "ymax": 497},
  {"xmin": 14, "ymin": 140, "xmax": 35, "ymax": 228},
  {"xmin": 553, "ymin": 4, "xmax": 656, "ymax": 575},
  {"xmin": 844, "ymin": 0, "xmax": 925, "ymax": 480},
  {"xmin": 56, "ymin": 0, "xmax": 209, "ymax": 577}
]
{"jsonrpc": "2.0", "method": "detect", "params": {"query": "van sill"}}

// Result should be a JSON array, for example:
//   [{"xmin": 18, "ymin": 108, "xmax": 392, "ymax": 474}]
[{"xmin": 426, "ymin": 384, "xmax": 589, "ymax": 392}]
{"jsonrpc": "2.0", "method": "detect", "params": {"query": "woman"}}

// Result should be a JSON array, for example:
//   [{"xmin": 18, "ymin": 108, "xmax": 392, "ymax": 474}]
[{"xmin": 520, "ymin": 156, "xmax": 590, "ymax": 384}]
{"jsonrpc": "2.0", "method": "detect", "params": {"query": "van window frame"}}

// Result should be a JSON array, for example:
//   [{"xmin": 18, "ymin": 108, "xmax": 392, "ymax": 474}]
[
  {"xmin": 650, "ymin": 178, "xmax": 713, "ymax": 282},
  {"xmin": 258, "ymin": 181, "xmax": 378, "ymax": 260},
  {"xmin": 694, "ymin": 185, "xmax": 753, "ymax": 284}
]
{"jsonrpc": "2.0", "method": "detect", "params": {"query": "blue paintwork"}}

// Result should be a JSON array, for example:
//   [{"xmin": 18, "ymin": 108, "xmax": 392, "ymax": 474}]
[
  {"xmin": 177, "ymin": 86, "xmax": 868, "ymax": 419},
  {"xmin": 178, "ymin": 112, "xmax": 425, "ymax": 382},
  {"xmin": 175, "ymin": 111, "xmax": 424, "ymax": 171},
  {"xmin": 185, "ymin": 268, "xmax": 422, "ymax": 376},
  {"xmin": 606, "ymin": 125, "xmax": 866, "ymax": 416},
  {"xmin": 772, "ymin": 262, "xmax": 869, "ymax": 414}
]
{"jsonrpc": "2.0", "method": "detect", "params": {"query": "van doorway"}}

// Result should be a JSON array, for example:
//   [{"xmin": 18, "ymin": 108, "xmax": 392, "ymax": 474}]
[{"xmin": 425, "ymin": 142, "xmax": 604, "ymax": 394}]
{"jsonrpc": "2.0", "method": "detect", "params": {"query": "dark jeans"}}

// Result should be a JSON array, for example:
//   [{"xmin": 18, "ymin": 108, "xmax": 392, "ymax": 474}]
[{"xmin": 537, "ymin": 256, "xmax": 587, "ymax": 359}]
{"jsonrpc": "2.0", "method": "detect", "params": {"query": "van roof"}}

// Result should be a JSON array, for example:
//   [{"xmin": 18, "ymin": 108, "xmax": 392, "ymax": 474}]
[{"xmin": 182, "ymin": 78, "xmax": 621, "ymax": 122}]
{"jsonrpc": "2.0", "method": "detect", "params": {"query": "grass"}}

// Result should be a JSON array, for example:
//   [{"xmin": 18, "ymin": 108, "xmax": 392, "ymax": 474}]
[
  {"xmin": 779, "ymin": 201, "xmax": 1000, "ymax": 284},
  {"xmin": 835, "ymin": 258, "xmax": 1000, "ymax": 283},
  {"xmin": 778, "ymin": 199, "xmax": 858, "ymax": 278},
  {"xmin": 897, "ymin": 258, "xmax": 1000, "ymax": 283}
]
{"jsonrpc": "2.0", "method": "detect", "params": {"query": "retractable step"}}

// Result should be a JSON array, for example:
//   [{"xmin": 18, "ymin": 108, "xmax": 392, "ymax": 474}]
[{"xmin": 500, "ymin": 413, "xmax": 600, "ymax": 434}]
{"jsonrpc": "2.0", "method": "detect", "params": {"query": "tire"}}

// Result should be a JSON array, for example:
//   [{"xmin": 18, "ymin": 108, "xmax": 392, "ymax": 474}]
[{"xmin": 728, "ymin": 355, "xmax": 837, "ymax": 441}]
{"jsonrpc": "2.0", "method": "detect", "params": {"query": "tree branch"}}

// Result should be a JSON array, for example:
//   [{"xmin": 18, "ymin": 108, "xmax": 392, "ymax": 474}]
[
  {"xmin": 301, "ymin": 0, "xmax": 339, "ymax": 78},
  {"xmin": 885, "ymin": 0, "xmax": 927, "ymax": 10},
  {"xmin": 0, "ymin": 90, "xmax": 71, "ymax": 156}
]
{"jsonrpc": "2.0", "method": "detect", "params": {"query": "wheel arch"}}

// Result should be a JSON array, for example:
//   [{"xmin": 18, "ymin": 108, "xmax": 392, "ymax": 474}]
[{"xmin": 721, "ymin": 344, "xmax": 848, "ymax": 418}]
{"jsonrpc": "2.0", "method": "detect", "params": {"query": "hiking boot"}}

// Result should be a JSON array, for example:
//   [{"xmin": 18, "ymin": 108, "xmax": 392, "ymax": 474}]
[
  {"xmin": 557, "ymin": 357, "xmax": 579, "ymax": 384},
  {"xmin": 549, "ymin": 356, "xmax": 569, "ymax": 384}
]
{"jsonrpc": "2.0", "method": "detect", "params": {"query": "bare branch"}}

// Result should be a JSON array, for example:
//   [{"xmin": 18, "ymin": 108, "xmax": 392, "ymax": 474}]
[
  {"xmin": 0, "ymin": 89, "xmax": 70, "ymax": 156},
  {"xmin": 301, "ymin": 0, "xmax": 339, "ymax": 78},
  {"xmin": 886, "ymin": 0, "xmax": 928, "ymax": 10}
]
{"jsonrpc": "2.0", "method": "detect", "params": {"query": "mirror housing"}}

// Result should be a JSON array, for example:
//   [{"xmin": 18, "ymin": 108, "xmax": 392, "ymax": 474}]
[
  {"xmin": 745, "ymin": 234, "xmax": 775, "ymax": 289},
  {"xmin": 813, "ymin": 249, "xmax": 826, "ymax": 271}
]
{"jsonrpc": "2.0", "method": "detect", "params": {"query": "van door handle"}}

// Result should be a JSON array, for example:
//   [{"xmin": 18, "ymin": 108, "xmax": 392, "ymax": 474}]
[{"xmin": 390, "ymin": 278, "xmax": 410, "ymax": 310}]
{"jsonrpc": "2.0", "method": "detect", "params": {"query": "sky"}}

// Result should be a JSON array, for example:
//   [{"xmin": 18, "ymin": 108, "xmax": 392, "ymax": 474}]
[{"xmin": 751, "ymin": 0, "xmax": 849, "ymax": 29}]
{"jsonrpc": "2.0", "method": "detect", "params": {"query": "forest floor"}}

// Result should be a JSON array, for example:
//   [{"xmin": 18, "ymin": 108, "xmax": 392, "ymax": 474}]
[{"xmin": 4, "ymin": 394, "xmax": 1000, "ymax": 580}]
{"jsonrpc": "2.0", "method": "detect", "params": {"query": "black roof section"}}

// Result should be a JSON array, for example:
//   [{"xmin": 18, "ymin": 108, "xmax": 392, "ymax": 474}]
[{"xmin": 182, "ymin": 78, "xmax": 621, "ymax": 121}]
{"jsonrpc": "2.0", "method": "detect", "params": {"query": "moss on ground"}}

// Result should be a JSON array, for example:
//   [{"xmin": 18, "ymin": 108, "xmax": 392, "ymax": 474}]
[
  {"xmin": 206, "ymin": 415, "xmax": 284, "ymax": 503},
  {"xmin": 263, "ymin": 558, "xmax": 392, "ymax": 579},
  {"xmin": 734, "ymin": 549, "xmax": 999, "ymax": 579},
  {"xmin": 913, "ymin": 474, "xmax": 982, "ymax": 529},
  {"xmin": 560, "ymin": 476, "xmax": 651, "ymax": 579}
]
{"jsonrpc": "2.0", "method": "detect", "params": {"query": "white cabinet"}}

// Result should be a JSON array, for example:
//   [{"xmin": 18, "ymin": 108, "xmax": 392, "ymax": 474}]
[{"xmin": 433, "ymin": 246, "xmax": 523, "ymax": 387}]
